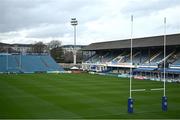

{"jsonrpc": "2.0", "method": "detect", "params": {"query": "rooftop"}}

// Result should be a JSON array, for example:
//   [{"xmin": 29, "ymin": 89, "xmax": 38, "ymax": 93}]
[{"xmin": 82, "ymin": 33, "xmax": 180, "ymax": 51}]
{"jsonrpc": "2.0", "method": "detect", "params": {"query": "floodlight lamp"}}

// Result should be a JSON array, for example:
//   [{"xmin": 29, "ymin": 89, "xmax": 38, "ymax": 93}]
[{"xmin": 71, "ymin": 18, "xmax": 78, "ymax": 26}]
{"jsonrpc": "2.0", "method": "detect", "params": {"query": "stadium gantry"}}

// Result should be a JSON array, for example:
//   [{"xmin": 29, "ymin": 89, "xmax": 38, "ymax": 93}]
[{"xmin": 82, "ymin": 33, "xmax": 180, "ymax": 83}]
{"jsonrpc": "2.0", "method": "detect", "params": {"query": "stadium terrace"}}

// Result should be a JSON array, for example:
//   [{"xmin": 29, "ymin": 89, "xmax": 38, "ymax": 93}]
[
  {"xmin": 82, "ymin": 33, "xmax": 180, "ymax": 82},
  {"xmin": 0, "ymin": 53, "xmax": 64, "ymax": 73}
]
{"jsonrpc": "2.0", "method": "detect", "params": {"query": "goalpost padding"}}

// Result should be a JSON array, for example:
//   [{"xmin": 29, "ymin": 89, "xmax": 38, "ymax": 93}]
[
  {"xmin": 162, "ymin": 96, "xmax": 168, "ymax": 111},
  {"xmin": 128, "ymin": 98, "xmax": 133, "ymax": 113}
]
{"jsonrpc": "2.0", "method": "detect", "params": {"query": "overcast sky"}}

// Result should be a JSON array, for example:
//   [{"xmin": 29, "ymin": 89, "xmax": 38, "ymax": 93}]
[{"xmin": 0, "ymin": 0, "xmax": 180, "ymax": 45}]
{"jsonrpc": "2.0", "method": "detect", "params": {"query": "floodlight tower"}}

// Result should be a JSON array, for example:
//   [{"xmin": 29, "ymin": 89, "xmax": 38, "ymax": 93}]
[{"xmin": 71, "ymin": 18, "xmax": 78, "ymax": 65}]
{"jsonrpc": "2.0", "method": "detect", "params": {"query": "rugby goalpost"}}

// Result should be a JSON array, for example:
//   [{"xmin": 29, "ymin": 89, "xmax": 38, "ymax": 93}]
[{"xmin": 128, "ymin": 15, "xmax": 168, "ymax": 113}]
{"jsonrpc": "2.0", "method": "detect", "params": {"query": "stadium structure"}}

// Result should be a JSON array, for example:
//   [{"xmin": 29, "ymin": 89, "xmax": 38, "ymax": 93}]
[
  {"xmin": 82, "ymin": 33, "xmax": 180, "ymax": 82},
  {"xmin": 0, "ymin": 53, "xmax": 64, "ymax": 73}
]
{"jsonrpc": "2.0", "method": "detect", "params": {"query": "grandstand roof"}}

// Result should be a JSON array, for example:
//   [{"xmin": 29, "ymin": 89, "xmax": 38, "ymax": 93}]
[{"xmin": 82, "ymin": 33, "xmax": 180, "ymax": 51}]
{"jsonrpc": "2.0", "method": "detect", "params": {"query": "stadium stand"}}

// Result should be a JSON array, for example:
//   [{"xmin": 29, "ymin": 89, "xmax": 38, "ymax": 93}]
[
  {"xmin": 0, "ymin": 54, "xmax": 64, "ymax": 73},
  {"xmin": 82, "ymin": 33, "xmax": 180, "ymax": 82}
]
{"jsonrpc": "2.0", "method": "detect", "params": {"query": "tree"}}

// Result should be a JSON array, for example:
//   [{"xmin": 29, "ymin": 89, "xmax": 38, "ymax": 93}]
[
  {"xmin": 50, "ymin": 47, "xmax": 64, "ymax": 63},
  {"xmin": 48, "ymin": 40, "xmax": 62, "ymax": 50},
  {"xmin": 0, "ymin": 47, "xmax": 6, "ymax": 53},
  {"xmin": 64, "ymin": 51, "xmax": 73, "ymax": 63},
  {"xmin": 31, "ymin": 41, "xmax": 47, "ymax": 53},
  {"xmin": 76, "ymin": 50, "xmax": 83, "ymax": 63},
  {"xmin": 48, "ymin": 40, "xmax": 63, "ymax": 63}
]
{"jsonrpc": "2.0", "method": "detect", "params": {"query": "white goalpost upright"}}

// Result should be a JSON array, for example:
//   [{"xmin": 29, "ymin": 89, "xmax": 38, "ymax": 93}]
[
  {"xmin": 128, "ymin": 15, "xmax": 134, "ymax": 113},
  {"xmin": 164, "ymin": 17, "xmax": 166, "ymax": 97},
  {"xmin": 162, "ymin": 17, "xmax": 168, "ymax": 111},
  {"xmin": 130, "ymin": 15, "xmax": 133, "ymax": 99}
]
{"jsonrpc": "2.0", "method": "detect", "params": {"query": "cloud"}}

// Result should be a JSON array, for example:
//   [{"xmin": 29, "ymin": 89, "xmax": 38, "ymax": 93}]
[
  {"xmin": 121, "ymin": 0, "xmax": 180, "ymax": 17},
  {"xmin": 0, "ymin": 0, "xmax": 101, "ymax": 32},
  {"xmin": 0, "ymin": 0, "xmax": 180, "ymax": 45}
]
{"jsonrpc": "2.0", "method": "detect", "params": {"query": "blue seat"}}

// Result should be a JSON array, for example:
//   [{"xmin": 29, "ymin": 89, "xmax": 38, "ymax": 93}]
[{"xmin": 0, "ymin": 54, "xmax": 64, "ymax": 73}]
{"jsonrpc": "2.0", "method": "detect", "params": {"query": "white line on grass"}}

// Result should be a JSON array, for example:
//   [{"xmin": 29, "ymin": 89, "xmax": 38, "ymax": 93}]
[
  {"xmin": 131, "ymin": 89, "xmax": 146, "ymax": 92},
  {"xmin": 150, "ymin": 88, "xmax": 164, "ymax": 91}
]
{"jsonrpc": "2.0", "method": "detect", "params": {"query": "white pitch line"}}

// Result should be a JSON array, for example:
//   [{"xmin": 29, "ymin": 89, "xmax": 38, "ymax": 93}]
[
  {"xmin": 131, "ymin": 89, "xmax": 146, "ymax": 92},
  {"xmin": 150, "ymin": 88, "xmax": 164, "ymax": 91}
]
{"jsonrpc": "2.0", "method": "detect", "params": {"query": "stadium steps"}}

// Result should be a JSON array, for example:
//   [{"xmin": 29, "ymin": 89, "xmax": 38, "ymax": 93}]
[
  {"xmin": 159, "ymin": 50, "xmax": 176, "ymax": 63},
  {"xmin": 0, "ymin": 54, "xmax": 64, "ymax": 73},
  {"xmin": 144, "ymin": 51, "xmax": 162, "ymax": 64}
]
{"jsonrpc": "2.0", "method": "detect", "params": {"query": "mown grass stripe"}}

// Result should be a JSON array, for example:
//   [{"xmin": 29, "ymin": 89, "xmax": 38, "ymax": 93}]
[{"xmin": 0, "ymin": 73, "xmax": 179, "ymax": 119}]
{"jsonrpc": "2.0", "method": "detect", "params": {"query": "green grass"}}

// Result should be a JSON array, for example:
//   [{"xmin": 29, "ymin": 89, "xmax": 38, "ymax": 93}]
[{"xmin": 0, "ymin": 73, "xmax": 179, "ymax": 119}]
